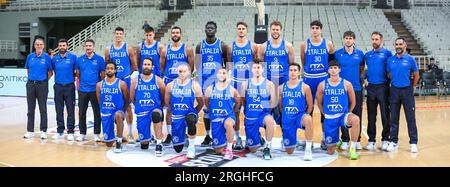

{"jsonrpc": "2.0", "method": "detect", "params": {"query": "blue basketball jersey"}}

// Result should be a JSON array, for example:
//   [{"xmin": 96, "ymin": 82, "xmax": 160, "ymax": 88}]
[
  {"xmin": 165, "ymin": 43, "xmax": 188, "ymax": 80},
  {"xmin": 200, "ymin": 39, "xmax": 223, "ymax": 82},
  {"xmin": 281, "ymin": 81, "xmax": 307, "ymax": 119},
  {"xmin": 140, "ymin": 41, "xmax": 162, "ymax": 77},
  {"xmin": 231, "ymin": 40, "xmax": 254, "ymax": 81},
  {"xmin": 304, "ymin": 38, "xmax": 329, "ymax": 78},
  {"xmin": 134, "ymin": 74, "xmax": 161, "ymax": 114},
  {"xmin": 244, "ymin": 79, "xmax": 271, "ymax": 118},
  {"xmin": 209, "ymin": 83, "xmax": 235, "ymax": 119},
  {"xmin": 100, "ymin": 78, "xmax": 124, "ymax": 114},
  {"xmin": 323, "ymin": 78, "xmax": 348, "ymax": 118},
  {"xmin": 170, "ymin": 79, "xmax": 197, "ymax": 118},
  {"xmin": 264, "ymin": 40, "xmax": 289, "ymax": 81},
  {"xmin": 109, "ymin": 42, "xmax": 131, "ymax": 79}
]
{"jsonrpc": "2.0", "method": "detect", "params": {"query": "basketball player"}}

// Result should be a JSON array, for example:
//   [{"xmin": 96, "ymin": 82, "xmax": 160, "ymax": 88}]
[
  {"xmin": 164, "ymin": 64, "xmax": 203, "ymax": 158},
  {"xmin": 334, "ymin": 31, "xmax": 365, "ymax": 150},
  {"xmin": 300, "ymin": 20, "xmax": 335, "ymax": 150},
  {"xmin": 316, "ymin": 60, "xmax": 360, "ymax": 160},
  {"xmin": 279, "ymin": 63, "xmax": 314, "ymax": 160},
  {"xmin": 258, "ymin": 20, "xmax": 295, "ymax": 126},
  {"xmin": 195, "ymin": 21, "xmax": 228, "ymax": 147},
  {"xmin": 96, "ymin": 62, "xmax": 129, "ymax": 153},
  {"xmin": 241, "ymin": 59, "xmax": 276, "ymax": 160},
  {"xmin": 136, "ymin": 26, "xmax": 166, "ymax": 144},
  {"xmin": 162, "ymin": 26, "xmax": 195, "ymax": 146},
  {"xmin": 205, "ymin": 68, "xmax": 240, "ymax": 160},
  {"xmin": 104, "ymin": 27, "xmax": 138, "ymax": 143},
  {"xmin": 130, "ymin": 58, "xmax": 165, "ymax": 156},
  {"xmin": 228, "ymin": 21, "xmax": 259, "ymax": 150}
]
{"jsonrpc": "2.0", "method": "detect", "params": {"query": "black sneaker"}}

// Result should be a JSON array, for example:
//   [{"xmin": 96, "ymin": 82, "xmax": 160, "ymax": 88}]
[
  {"xmin": 149, "ymin": 135, "xmax": 156, "ymax": 145},
  {"xmin": 155, "ymin": 144, "xmax": 163, "ymax": 157},
  {"xmin": 262, "ymin": 147, "xmax": 272, "ymax": 160},
  {"xmin": 162, "ymin": 134, "xmax": 172, "ymax": 146},
  {"xmin": 114, "ymin": 141, "xmax": 123, "ymax": 153},
  {"xmin": 141, "ymin": 143, "xmax": 149, "ymax": 150},
  {"xmin": 201, "ymin": 135, "xmax": 212, "ymax": 147},
  {"xmin": 320, "ymin": 140, "xmax": 327, "ymax": 150},
  {"xmin": 233, "ymin": 136, "xmax": 244, "ymax": 150}
]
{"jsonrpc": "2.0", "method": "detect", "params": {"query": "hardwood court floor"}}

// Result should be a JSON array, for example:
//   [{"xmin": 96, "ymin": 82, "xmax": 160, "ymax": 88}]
[{"xmin": 0, "ymin": 96, "xmax": 449, "ymax": 167}]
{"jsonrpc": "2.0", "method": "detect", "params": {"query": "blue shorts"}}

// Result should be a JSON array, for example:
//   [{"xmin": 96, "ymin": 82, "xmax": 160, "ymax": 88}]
[
  {"xmin": 303, "ymin": 76, "xmax": 327, "ymax": 103},
  {"xmin": 323, "ymin": 113, "xmax": 351, "ymax": 146},
  {"xmin": 211, "ymin": 115, "xmax": 236, "ymax": 149},
  {"xmin": 101, "ymin": 110, "xmax": 125, "ymax": 143},
  {"xmin": 244, "ymin": 113, "xmax": 271, "ymax": 148},
  {"xmin": 171, "ymin": 113, "xmax": 198, "ymax": 146},
  {"xmin": 282, "ymin": 113, "xmax": 307, "ymax": 148},
  {"xmin": 136, "ymin": 108, "xmax": 163, "ymax": 142}
]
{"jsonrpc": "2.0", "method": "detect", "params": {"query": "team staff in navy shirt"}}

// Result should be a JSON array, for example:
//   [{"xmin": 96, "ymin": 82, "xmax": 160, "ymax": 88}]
[
  {"xmin": 75, "ymin": 39, "xmax": 106, "ymax": 142},
  {"xmin": 334, "ymin": 31, "xmax": 365, "ymax": 150},
  {"xmin": 51, "ymin": 39, "xmax": 77, "ymax": 140},
  {"xmin": 364, "ymin": 31, "xmax": 392, "ymax": 151},
  {"xmin": 386, "ymin": 37, "xmax": 419, "ymax": 153},
  {"xmin": 23, "ymin": 36, "xmax": 53, "ymax": 139}
]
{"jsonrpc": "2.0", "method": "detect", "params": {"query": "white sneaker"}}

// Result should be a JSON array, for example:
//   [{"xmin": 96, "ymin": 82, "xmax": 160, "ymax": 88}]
[
  {"xmin": 186, "ymin": 147, "xmax": 196, "ymax": 159},
  {"xmin": 304, "ymin": 147, "xmax": 313, "ymax": 161},
  {"xmin": 40, "ymin": 131, "xmax": 47, "ymax": 139},
  {"xmin": 356, "ymin": 142, "xmax": 363, "ymax": 150},
  {"xmin": 364, "ymin": 142, "xmax": 376, "ymax": 151},
  {"xmin": 76, "ymin": 134, "xmax": 86, "ymax": 142},
  {"xmin": 386, "ymin": 142, "xmax": 398, "ymax": 152},
  {"xmin": 381, "ymin": 141, "xmax": 390, "ymax": 151},
  {"xmin": 23, "ymin": 132, "xmax": 35, "ymax": 139},
  {"xmin": 127, "ymin": 134, "xmax": 136, "ymax": 144},
  {"xmin": 410, "ymin": 144, "xmax": 418, "ymax": 153},
  {"xmin": 340, "ymin": 142, "xmax": 348, "ymax": 150},
  {"xmin": 67, "ymin": 134, "xmax": 75, "ymax": 141},
  {"xmin": 94, "ymin": 134, "xmax": 102, "ymax": 142},
  {"xmin": 52, "ymin": 133, "xmax": 64, "ymax": 140}
]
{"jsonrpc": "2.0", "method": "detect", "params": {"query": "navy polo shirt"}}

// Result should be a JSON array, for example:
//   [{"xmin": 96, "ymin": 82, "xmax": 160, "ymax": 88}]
[
  {"xmin": 51, "ymin": 52, "xmax": 77, "ymax": 85},
  {"xmin": 335, "ymin": 47, "xmax": 365, "ymax": 91},
  {"xmin": 387, "ymin": 54, "xmax": 418, "ymax": 88},
  {"xmin": 76, "ymin": 53, "xmax": 105, "ymax": 92},
  {"xmin": 25, "ymin": 52, "xmax": 52, "ymax": 81},
  {"xmin": 364, "ymin": 48, "xmax": 393, "ymax": 84}
]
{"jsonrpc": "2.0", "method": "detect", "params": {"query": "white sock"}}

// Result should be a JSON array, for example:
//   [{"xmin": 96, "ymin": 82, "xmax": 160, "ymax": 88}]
[
  {"xmin": 156, "ymin": 139, "xmax": 162, "ymax": 145},
  {"xmin": 206, "ymin": 130, "xmax": 211, "ymax": 137},
  {"xmin": 266, "ymin": 141, "xmax": 272, "ymax": 149},
  {"xmin": 188, "ymin": 138, "xmax": 195, "ymax": 148},
  {"xmin": 127, "ymin": 123, "xmax": 133, "ymax": 135},
  {"xmin": 167, "ymin": 125, "xmax": 172, "ymax": 135},
  {"xmin": 351, "ymin": 142, "xmax": 356, "ymax": 149},
  {"xmin": 235, "ymin": 130, "xmax": 240, "ymax": 138},
  {"xmin": 227, "ymin": 142, "xmax": 233, "ymax": 150},
  {"xmin": 306, "ymin": 141, "xmax": 312, "ymax": 150},
  {"xmin": 117, "ymin": 137, "xmax": 122, "ymax": 143}
]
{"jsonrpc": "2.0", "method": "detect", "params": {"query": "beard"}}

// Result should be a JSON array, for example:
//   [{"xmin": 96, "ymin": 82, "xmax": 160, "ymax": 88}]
[
  {"xmin": 372, "ymin": 43, "xmax": 380, "ymax": 50},
  {"xmin": 171, "ymin": 36, "xmax": 180, "ymax": 42},
  {"xmin": 142, "ymin": 69, "xmax": 151, "ymax": 75},
  {"xmin": 106, "ymin": 72, "xmax": 114, "ymax": 78},
  {"xmin": 271, "ymin": 34, "xmax": 280, "ymax": 40},
  {"xmin": 395, "ymin": 48, "xmax": 403, "ymax": 54}
]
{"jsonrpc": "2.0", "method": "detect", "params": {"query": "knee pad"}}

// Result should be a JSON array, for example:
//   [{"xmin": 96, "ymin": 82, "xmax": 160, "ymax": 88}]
[
  {"xmin": 141, "ymin": 143, "xmax": 149, "ymax": 150},
  {"xmin": 151, "ymin": 111, "xmax": 163, "ymax": 123},
  {"xmin": 186, "ymin": 114, "xmax": 197, "ymax": 136},
  {"xmin": 174, "ymin": 144, "xmax": 184, "ymax": 153}
]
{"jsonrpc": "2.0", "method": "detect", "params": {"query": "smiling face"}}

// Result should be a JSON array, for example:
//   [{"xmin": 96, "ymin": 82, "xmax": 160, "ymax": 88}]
[
  {"xmin": 270, "ymin": 25, "xmax": 282, "ymax": 40},
  {"xmin": 237, "ymin": 24, "xmax": 247, "ymax": 38},
  {"xmin": 171, "ymin": 28, "xmax": 181, "ymax": 43},
  {"xmin": 372, "ymin": 34, "xmax": 382, "ymax": 50},
  {"xmin": 34, "ymin": 39, "xmax": 44, "ymax": 54}
]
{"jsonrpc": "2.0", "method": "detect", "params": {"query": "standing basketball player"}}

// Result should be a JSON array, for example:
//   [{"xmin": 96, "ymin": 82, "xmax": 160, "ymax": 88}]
[
  {"xmin": 162, "ymin": 26, "xmax": 195, "ymax": 146},
  {"xmin": 195, "ymin": 21, "xmax": 228, "ymax": 147},
  {"xmin": 242, "ymin": 59, "xmax": 276, "ymax": 160},
  {"xmin": 104, "ymin": 26, "xmax": 138, "ymax": 143},
  {"xmin": 96, "ymin": 62, "xmax": 129, "ymax": 153},
  {"xmin": 300, "ymin": 20, "xmax": 335, "ymax": 150},
  {"xmin": 205, "ymin": 68, "xmax": 240, "ymax": 160},
  {"xmin": 334, "ymin": 31, "xmax": 365, "ymax": 150},
  {"xmin": 130, "ymin": 58, "xmax": 165, "ymax": 156},
  {"xmin": 316, "ymin": 60, "xmax": 360, "ymax": 160},
  {"xmin": 279, "ymin": 63, "xmax": 314, "ymax": 160},
  {"xmin": 164, "ymin": 64, "xmax": 203, "ymax": 158},
  {"xmin": 259, "ymin": 20, "xmax": 295, "ymax": 126},
  {"xmin": 228, "ymin": 21, "xmax": 259, "ymax": 150}
]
